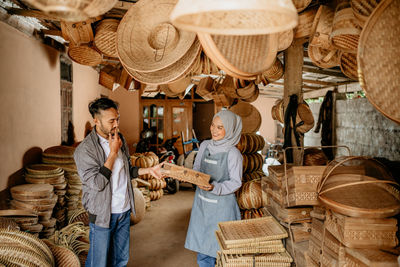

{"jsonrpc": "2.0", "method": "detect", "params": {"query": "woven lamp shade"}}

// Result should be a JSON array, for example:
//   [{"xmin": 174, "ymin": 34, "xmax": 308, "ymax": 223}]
[
  {"xmin": 170, "ymin": 0, "xmax": 298, "ymax": 35},
  {"xmin": 23, "ymin": 0, "xmax": 117, "ymax": 22},
  {"xmin": 117, "ymin": 0, "xmax": 196, "ymax": 73},
  {"xmin": 358, "ymin": 0, "xmax": 400, "ymax": 124},
  {"xmin": 330, "ymin": 1, "xmax": 362, "ymax": 52}
]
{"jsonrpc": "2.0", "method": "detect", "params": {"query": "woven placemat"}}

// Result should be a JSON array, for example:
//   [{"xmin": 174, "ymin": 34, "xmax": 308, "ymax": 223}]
[{"xmin": 358, "ymin": 0, "xmax": 400, "ymax": 124}]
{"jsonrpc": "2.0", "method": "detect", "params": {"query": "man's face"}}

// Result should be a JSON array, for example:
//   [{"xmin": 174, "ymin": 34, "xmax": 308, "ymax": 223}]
[{"xmin": 94, "ymin": 108, "xmax": 120, "ymax": 138}]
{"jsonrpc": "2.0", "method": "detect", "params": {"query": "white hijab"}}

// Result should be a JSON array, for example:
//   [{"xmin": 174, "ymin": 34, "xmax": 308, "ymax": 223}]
[{"xmin": 208, "ymin": 110, "xmax": 242, "ymax": 154}]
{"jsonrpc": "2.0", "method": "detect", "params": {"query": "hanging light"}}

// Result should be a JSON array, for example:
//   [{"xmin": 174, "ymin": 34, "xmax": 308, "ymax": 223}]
[{"xmin": 170, "ymin": 0, "xmax": 298, "ymax": 35}]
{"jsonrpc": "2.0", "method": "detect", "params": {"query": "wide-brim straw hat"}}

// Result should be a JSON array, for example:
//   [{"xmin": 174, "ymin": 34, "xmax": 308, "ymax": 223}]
[
  {"xmin": 198, "ymin": 33, "xmax": 278, "ymax": 79},
  {"xmin": 117, "ymin": 0, "xmax": 196, "ymax": 73},
  {"xmin": 23, "ymin": 0, "xmax": 117, "ymax": 22},
  {"xmin": 170, "ymin": 0, "xmax": 298, "ymax": 35},
  {"xmin": 309, "ymin": 5, "xmax": 335, "ymax": 50},
  {"xmin": 123, "ymin": 39, "xmax": 201, "ymax": 85},
  {"xmin": 308, "ymin": 45, "xmax": 340, "ymax": 69},
  {"xmin": 358, "ymin": 0, "xmax": 400, "ymax": 124}
]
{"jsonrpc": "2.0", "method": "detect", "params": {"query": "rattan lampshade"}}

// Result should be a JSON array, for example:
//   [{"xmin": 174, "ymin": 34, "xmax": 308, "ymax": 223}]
[{"xmin": 170, "ymin": 0, "xmax": 298, "ymax": 35}]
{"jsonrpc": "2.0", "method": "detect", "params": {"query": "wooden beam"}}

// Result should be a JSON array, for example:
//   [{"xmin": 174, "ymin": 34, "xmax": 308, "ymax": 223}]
[
  {"xmin": 302, "ymin": 65, "xmax": 347, "ymax": 78},
  {"xmin": 302, "ymin": 79, "xmax": 351, "ymax": 86},
  {"xmin": 41, "ymin": 29, "xmax": 62, "ymax": 36},
  {"xmin": 6, "ymin": 8, "xmax": 60, "ymax": 20},
  {"xmin": 303, "ymin": 82, "xmax": 362, "ymax": 99},
  {"xmin": 284, "ymin": 40, "xmax": 304, "ymax": 100}
]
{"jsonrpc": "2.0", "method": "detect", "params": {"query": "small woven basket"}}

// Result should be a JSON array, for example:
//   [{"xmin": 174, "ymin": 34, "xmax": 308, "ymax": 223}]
[
  {"xmin": 60, "ymin": 19, "xmax": 94, "ymax": 45},
  {"xmin": 262, "ymin": 58, "xmax": 284, "ymax": 83},
  {"xmin": 308, "ymin": 45, "xmax": 340, "ymax": 69},
  {"xmin": 94, "ymin": 19, "xmax": 119, "ymax": 57},
  {"xmin": 303, "ymin": 148, "xmax": 328, "ymax": 166}
]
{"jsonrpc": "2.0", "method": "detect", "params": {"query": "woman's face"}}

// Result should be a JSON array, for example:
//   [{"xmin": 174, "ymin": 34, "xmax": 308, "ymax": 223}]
[{"xmin": 210, "ymin": 116, "xmax": 226, "ymax": 141}]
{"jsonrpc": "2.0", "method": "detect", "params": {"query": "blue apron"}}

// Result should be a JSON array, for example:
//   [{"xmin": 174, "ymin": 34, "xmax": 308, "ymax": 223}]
[{"xmin": 184, "ymin": 147, "xmax": 241, "ymax": 258}]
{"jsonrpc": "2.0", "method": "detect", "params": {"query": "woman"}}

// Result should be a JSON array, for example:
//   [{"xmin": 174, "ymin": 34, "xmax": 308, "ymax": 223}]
[{"xmin": 185, "ymin": 110, "xmax": 243, "ymax": 267}]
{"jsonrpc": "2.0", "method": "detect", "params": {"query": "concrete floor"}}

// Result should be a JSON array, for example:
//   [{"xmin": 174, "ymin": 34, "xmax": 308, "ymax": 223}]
[{"xmin": 128, "ymin": 187, "xmax": 197, "ymax": 267}]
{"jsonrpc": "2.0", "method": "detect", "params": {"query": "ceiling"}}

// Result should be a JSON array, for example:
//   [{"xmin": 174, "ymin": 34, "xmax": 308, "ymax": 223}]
[{"xmin": 0, "ymin": 0, "xmax": 360, "ymax": 99}]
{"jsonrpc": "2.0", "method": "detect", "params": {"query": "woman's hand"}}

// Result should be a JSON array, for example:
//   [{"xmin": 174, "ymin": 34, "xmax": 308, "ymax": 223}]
[
  {"xmin": 138, "ymin": 162, "xmax": 166, "ymax": 179},
  {"xmin": 198, "ymin": 183, "xmax": 214, "ymax": 191}
]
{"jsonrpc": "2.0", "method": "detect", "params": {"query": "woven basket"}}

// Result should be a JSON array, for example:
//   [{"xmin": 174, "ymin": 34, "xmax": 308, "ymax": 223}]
[
  {"xmin": 170, "ymin": 0, "xmax": 298, "ymax": 35},
  {"xmin": 94, "ymin": 19, "xmax": 119, "ymax": 57},
  {"xmin": 309, "ymin": 5, "xmax": 335, "ymax": 49},
  {"xmin": 237, "ymin": 180, "xmax": 263, "ymax": 210},
  {"xmin": 23, "ymin": 0, "xmax": 117, "ymax": 22},
  {"xmin": 308, "ymin": 45, "xmax": 340, "ymax": 69},
  {"xmin": 339, "ymin": 51, "xmax": 358, "ymax": 80},
  {"xmin": 60, "ymin": 19, "xmax": 94, "ymax": 45},
  {"xmin": 229, "ymin": 102, "xmax": 261, "ymax": 133},
  {"xmin": 262, "ymin": 58, "xmax": 284, "ymax": 82},
  {"xmin": 273, "ymin": 99, "xmax": 284, "ymax": 123},
  {"xmin": 294, "ymin": 103, "xmax": 315, "ymax": 133},
  {"xmin": 303, "ymin": 148, "xmax": 328, "ymax": 166},
  {"xmin": 198, "ymin": 33, "xmax": 278, "ymax": 78},
  {"xmin": 50, "ymin": 245, "xmax": 80, "ymax": 267},
  {"xmin": 241, "ymin": 86, "xmax": 259, "ymax": 103},
  {"xmin": 294, "ymin": 7, "xmax": 318, "ymax": 39},
  {"xmin": 68, "ymin": 43, "xmax": 102, "ymax": 66},
  {"xmin": 10, "ymin": 184, "xmax": 54, "ymax": 199},
  {"xmin": 330, "ymin": 1, "xmax": 362, "ymax": 52},
  {"xmin": 350, "ymin": 0, "xmax": 381, "ymax": 26},
  {"xmin": 358, "ymin": 0, "xmax": 400, "ymax": 124}
]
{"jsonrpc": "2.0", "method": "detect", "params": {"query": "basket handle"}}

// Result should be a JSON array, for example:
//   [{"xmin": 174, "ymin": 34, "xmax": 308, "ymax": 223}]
[{"xmin": 319, "ymin": 179, "xmax": 399, "ymax": 195}]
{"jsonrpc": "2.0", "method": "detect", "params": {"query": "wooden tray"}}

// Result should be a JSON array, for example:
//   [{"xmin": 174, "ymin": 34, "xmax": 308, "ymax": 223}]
[
  {"xmin": 343, "ymin": 247, "xmax": 398, "ymax": 267},
  {"xmin": 162, "ymin": 163, "xmax": 210, "ymax": 187},
  {"xmin": 25, "ymin": 164, "xmax": 63, "ymax": 175},
  {"xmin": 218, "ymin": 216, "xmax": 288, "ymax": 247},
  {"xmin": 324, "ymin": 210, "xmax": 398, "ymax": 249},
  {"xmin": 216, "ymin": 231, "xmax": 285, "ymax": 255}
]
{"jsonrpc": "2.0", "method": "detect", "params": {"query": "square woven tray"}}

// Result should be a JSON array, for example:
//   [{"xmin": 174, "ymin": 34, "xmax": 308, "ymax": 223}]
[
  {"xmin": 218, "ymin": 217, "xmax": 288, "ymax": 247},
  {"xmin": 162, "ymin": 163, "xmax": 210, "ymax": 187},
  {"xmin": 221, "ymin": 251, "xmax": 292, "ymax": 267}
]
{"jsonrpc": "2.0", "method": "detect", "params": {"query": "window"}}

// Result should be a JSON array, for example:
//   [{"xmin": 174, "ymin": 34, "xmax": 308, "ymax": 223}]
[{"xmin": 60, "ymin": 56, "xmax": 73, "ymax": 145}]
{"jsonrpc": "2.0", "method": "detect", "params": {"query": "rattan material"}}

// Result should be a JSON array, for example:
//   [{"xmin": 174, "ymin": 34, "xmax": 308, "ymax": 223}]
[
  {"xmin": 222, "ymin": 251, "xmax": 293, "ymax": 264},
  {"xmin": 308, "ymin": 45, "xmax": 340, "ymax": 69},
  {"xmin": 162, "ymin": 163, "xmax": 210, "ymax": 187},
  {"xmin": 170, "ymin": 0, "xmax": 298, "ymax": 35},
  {"xmin": 94, "ymin": 19, "xmax": 119, "ymax": 57},
  {"xmin": 218, "ymin": 216, "xmax": 288, "ymax": 246},
  {"xmin": 60, "ymin": 19, "xmax": 94, "ymax": 45},
  {"xmin": 229, "ymin": 102, "xmax": 261, "ymax": 134},
  {"xmin": 278, "ymin": 29, "xmax": 293, "ymax": 51},
  {"xmin": 350, "ymin": 0, "xmax": 381, "ymax": 26},
  {"xmin": 241, "ymin": 86, "xmax": 259, "ymax": 103},
  {"xmin": 294, "ymin": 7, "xmax": 318, "ymax": 39},
  {"xmin": 0, "ymin": 247, "xmax": 50, "ymax": 267},
  {"xmin": 358, "ymin": 0, "xmax": 400, "ymax": 124},
  {"xmin": 50, "ymin": 245, "xmax": 80, "ymax": 267},
  {"xmin": 344, "ymin": 247, "xmax": 398, "ymax": 266},
  {"xmin": 221, "ymin": 254, "xmax": 291, "ymax": 267},
  {"xmin": 23, "ymin": 0, "xmax": 117, "ymax": 22},
  {"xmin": 198, "ymin": 33, "xmax": 278, "ymax": 77},
  {"xmin": 10, "ymin": 184, "xmax": 54, "ymax": 198},
  {"xmin": 330, "ymin": 1, "xmax": 362, "ymax": 52},
  {"xmin": 236, "ymin": 82, "xmax": 257, "ymax": 99},
  {"xmin": 237, "ymin": 179, "xmax": 263, "ymax": 210},
  {"xmin": 19, "ymin": 223, "xmax": 43, "ymax": 233},
  {"xmin": 68, "ymin": 44, "xmax": 103, "ymax": 66},
  {"xmin": 0, "ymin": 218, "xmax": 19, "ymax": 230},
  {"xmin": 309, "ymin": 5, "xmax": 335, "ymax": 49},
  {"xmin": 25, "ymin": 164, "xmax": 63, "ymax": 176},
  {"xmin": 123, "ymin": 39, "xmax": 201, "ymax": 85},
  {"xmin": 295, "ymin": 103, "xmax": 315, "ymax": 133},
  {"xmin": 303, "ymin": 148, "xmax": 328, "ymax": 166},
  {"xmin": 43, "ymin": 146, "xmax": 75, "ymax": 159},
  {"xmin": 117, "ymin": 0, "xmax": 196, "ymax": 73},
  {"xmin": 216, "ymin": 231, "xmax": 285, "ymax": 254},
  {"xmin": 339, "ymin": 51, "xmax": 358, "ymax": 80},
  {"xmin": 262, "ymin": 58, "xmax": 284, "ymax": 83}
]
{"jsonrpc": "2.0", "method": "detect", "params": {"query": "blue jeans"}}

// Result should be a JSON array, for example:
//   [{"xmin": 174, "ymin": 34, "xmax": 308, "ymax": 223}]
[
  {"xmin": 197, "ymin": 253, "xmax": 216, "ymax": 267},
  {"xmin": 86, "ymin": 209, "xmax": 131, "ymax": 267}
]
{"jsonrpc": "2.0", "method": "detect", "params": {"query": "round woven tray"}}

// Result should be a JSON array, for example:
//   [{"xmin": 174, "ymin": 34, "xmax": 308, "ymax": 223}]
[
  {"xmin": 309, "ymin": 5, "xmax": 335, "ymax": 50},
  {"xmin": 339, "ymin": 51, "xmax": 358, "ymax": 80},
  {"xmin": 358, "ymin": 0, "xmax": 400, "ymax": 124},
  {"xmin": 25, "ymin": 175, "xmax": 65, "ymax": 185},
  {"xmin": 59, "ymin": 164, "xmax": 77, "ymax": 174},
  {"xmin": 42, "ymin": 156, "xmax": 75, "ymax": 165},
  {"xmin": 25, "ymin": 164, "xmax": 63, "ymax": 176},
  {"xmin": 229, "ymin": 102, "xmax": 261, "ymax": 133},
  {"xmin": 294, "ymin": 7, "xmax": 318, "ymax": 39},
  {"xmin": 43, "ymin": 146, "xmax": 75, "ymax": 159},
  {"xmin": 68, "ymin": 44, "xmax": 102, "ymax": 66},
  {"xmin": 94, "ymin": 19, "xmax": 119, "ymax": 57},
  {"xmin": 10, "ymin": 184, "xmax": 54, "ymax": 198},
  {"xmin": 123, "ymin": 39, "xmax": 201, "ymax": 85},
  {"xmin": 308, "ymin": 45, "xmax": 340, "ymax": 69}
]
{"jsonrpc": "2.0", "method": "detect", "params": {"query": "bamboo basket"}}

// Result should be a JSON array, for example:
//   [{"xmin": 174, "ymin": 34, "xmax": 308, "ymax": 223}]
[
  {"xmin": 309, "ymin": 5, "xmax": 335, "ymax": 50},
  {"xmin": 60, "ymin": 19, "xmax": 94, "ymax": 45},
  {"xmin": 262, "ymin": 58, "xmax": 284, "ymax": 83},
  {"xmin": 294, "ymin": 7, "xmax": 318, "ymax": 39},
  {"xmin": 229, "ymin": 102, "xmax": 261, "ymax": 134},
  {"xmin": 330, "ymin": 1, "xmax": 362, "ymax": 52},
  {"xmin": 350, "ymin": 0, "xmax": 381, "ymax": 26},
  {"xmin": 339, "ymin": 51, "xmax": 358, "ymax": 80},
  {"xmin": 308, "ymin": 45, "xmax": 340, "ymax": 69},
  {"xmin": 94, "ymin": 19, "xmax": 119, "ymax": 57}
]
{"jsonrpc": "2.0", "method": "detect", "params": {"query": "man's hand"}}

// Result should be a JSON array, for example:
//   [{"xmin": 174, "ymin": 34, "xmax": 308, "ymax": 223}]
[
  {"xmin": 138, "ymin": 162, "xmax": 166, "ymax": 179},
  {"xmin": 109, "ymin": 128, "xmax": 122, "ymax": 154}
]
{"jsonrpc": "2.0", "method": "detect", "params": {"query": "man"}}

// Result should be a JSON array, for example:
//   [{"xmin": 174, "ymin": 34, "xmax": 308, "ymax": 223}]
[{"xmin": 74, "ymin": 97, "xmax": 163, "ymax": 267}]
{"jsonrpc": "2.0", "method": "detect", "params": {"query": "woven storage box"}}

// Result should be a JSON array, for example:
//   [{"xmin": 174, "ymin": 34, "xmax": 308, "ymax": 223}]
[
  {"xmin": 216, "ymin": 231, "xmax": 285, "ymax": 255},
  {"xmin": 162, "ymin": 163, "xmax": 210, "ymax": 187},
  {"xmin": 266, "ymin": 195, "xmax": 312, "ymax": 224},
  {"xmin": 343, "ymin": 247, "xmax": 398, "ymax": 266},
  {"xmin": 285, "ymin": 239, "xmax": 309, "ymax": 267},
  {"xmin": 94, "ymin": 19, "xmax": 119, "ymax": 57},
  {"xmin": 220, "ymin": 251, "xmax": 292, "ymax": 267},
  {"xmin": 99, "ymin": 65, "xmax": 121, "ymax": 90},
  {"xmin": 308, "ymin": 236, "xmax": 342, "ymax": 267},
  {"xmin": 218, "ymin": 217, "xmax": 288, "ymax": 248},
  {"xmin": 310, "ymin": 218, "xmax": 346, "ymax": 258},
  {"xmin": 324, "ymin": 210, "xmax": 398, "ymax": 249},
  {"xmin": 282, "ymin": 221, "xmax": 311, "ymax": 243},
  {"xmin": 60, "ymin": 19, "xmax": 94, "ymax": 45},
  {"xmin": 357, "ymin": 0, "xmax": 400, "ymax": 124}
]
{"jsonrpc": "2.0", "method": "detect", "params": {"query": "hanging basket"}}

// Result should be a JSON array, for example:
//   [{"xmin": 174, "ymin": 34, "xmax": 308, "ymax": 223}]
[
  {"xmin": 94, "ymin": 19, "xmax": 119, "ymax": 57},
  {"xmin": 339, "ymin": 51, "xmax": 358, "ymax": 81},
  {"xmin": 309, "ymin": 5, "xmax": 335, "ymax": 50}
]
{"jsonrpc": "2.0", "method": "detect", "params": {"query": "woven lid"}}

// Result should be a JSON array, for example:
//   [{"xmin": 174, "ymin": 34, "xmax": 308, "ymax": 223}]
[
  {"xmin": 43, "ymin": 146, "xmax": 75, "ymax": 159},
  {"xmin": 123, "ymin": 39, "xmax": 201, "ymax": 85},
  {"xmin": 94, "ymin": 19, "xmax": 119, "ymax": 57},
  {"xmin": 117, "ymin": 0, "xmax": 196, "ymax": 73},
  {"xmin": 170, "ymin": 0, "xmax": 298, "ymax": 35},
  {"xmin": 68, "ymin": 43, "xmax": 103, "ymax": 66},
  {"xmin": 10, "ymin": 184, "xmax": 54, "ymax": 198},
  {"xmin": 308, "ymin": 45, "xmax": 340, "ymax": 69},
  {"xmin": 358, "ymin": 0, "xmax": 400, "ymax": 124},
  {"xmin": 23, "ymin": 0, "xmax": 117, "ymax": 22},
  {"xmin": 229, "ymin": 102, "xmax": 261, "ymax": 133},
  {"xmin": 25, "ymin": 164, "xmax": 63, "ymax": 176},
  {"xmin": 309, "ymin": 5, "xmax": 335, "ymax": 50},
  {"xmin": 131, "ymin": 188, "xmax": 146, "ymax": 225},
  {"xmin": 198, "ymin": 32, "xmax": 278, "ymax": 78}
]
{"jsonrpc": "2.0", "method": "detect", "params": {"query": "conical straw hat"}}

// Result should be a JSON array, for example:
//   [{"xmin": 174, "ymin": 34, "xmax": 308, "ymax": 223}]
[
  {"xmin": 117, "ymin": 0, "xmax": 196, "ymax": 73},
  {"xmin": 170, "ymin": 0, "xmax": 298, "ymax": 35}
]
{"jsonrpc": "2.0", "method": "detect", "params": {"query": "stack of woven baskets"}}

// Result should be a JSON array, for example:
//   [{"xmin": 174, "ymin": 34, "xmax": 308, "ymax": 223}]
[
  {"xmin": 9, "ymin": 183, "xmax": 56, "ymax": 238},
  {"xmin": 305, "ymin": 156, "xmax": 400, "ymax": 266},
  {"xmin": 235, "ymin": 133, "xmax": 267, "ymax": 219},
  {"xmin": 131, "ymin": 152, "xmax": 166, "ymax": 201},
  {"xmin": 215, "ymin": 216, "xmax": 293, "ymax": 267}
]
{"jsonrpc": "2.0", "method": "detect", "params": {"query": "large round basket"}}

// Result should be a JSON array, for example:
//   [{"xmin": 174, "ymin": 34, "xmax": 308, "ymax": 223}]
[
  {"xmin": 23, "ymin": 0, "xmax": 117, "ymax": 22},
  {"xmin": 170, "ymin": 0, "xmax": 298, "ymax": 35},
  {"xmin": 358, "ymin": 0, "xmax": 400, "ymax": 124},
  {"xmin": 229, "ymin": 102, "xmax": 261, "ymax": 134},
  {"xmin": 237, "ymin": 179, "xmax": 263, "ymax": 210},
  {"xmin": 309, "ymin": 5, "xmax": 335, "ymax": 50},
  {"xmin": 330, "ymin": 1, "xmax": 362, "ymax": 52},
  {"xmin": 339, "ymin": 51, "xmax": 358, "ymax": 81},
  {"xmin": 94, "ymin": 19, "xmax": 119, "ymax": 57}
]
